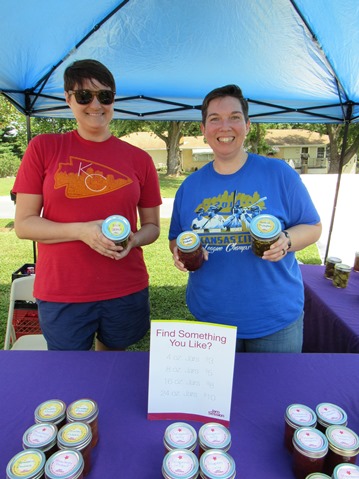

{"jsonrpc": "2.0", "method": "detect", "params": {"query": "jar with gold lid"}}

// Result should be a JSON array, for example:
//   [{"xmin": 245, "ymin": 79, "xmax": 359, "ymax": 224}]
[
  {"xmin": 67, "ymin": 399, "xmax": 99, "ymax": 447},
  {"xmin": 198, "ymin": 423, "xmax": 231, "ymax": 457},
  {"xmin": 332, "ymin": 263, "xmax": 351, "ymax": 288},
  {"xmin": 176, "ymin": 231, "xmax": 204, "ymax": 271},
  {"xmin": 162, "ymin": 449, "xmax": 199, "ymax": 479},
  {"xmin": 324, "ymin": 425, "xmax": 359, "ymax": 475},
  {"xmin": 292, "ymin": 427, "xmax": 328, "ymax": 479},
  {"xmin": 164, "ymin": 422, "xmax": 198, "ymax": 453},
  {"xmin": 324, "ymin": 257, "xmax": 342, "ymax": 280},
  {"xmin": 304, "ymin": 474, "xmax": 331, "ymax": 479},
  {"xmin": 249, "ymin": 214, "xmax": 282, "ymax": 257},
  {"xmin": 332, "ymin": 463, "xmax": 359, "ymax": 479},
  {"xmin": 45, "ymin": 449, "xmax": 84, "ymax": 479},
  {"xmin": 34, "ymin": 399, "xmax": 66, "ymax": 429},
  {"xmin": 57, "ymin": 422, "xmax": 92, "ymax": 476},
  {"xmin": 22, "ymin": 422, "xmax": 58, "ymax": 459},
  {"xmin": 284, "ymin": 404, "xmax": 317, "ymax": 452},
  {"xmin": 315, "ymin": 403, "xmax": 347, "ymax": 433},
  {"xmin": 6, "ymin": 449, "xmax": 46, "ymax": 479}
]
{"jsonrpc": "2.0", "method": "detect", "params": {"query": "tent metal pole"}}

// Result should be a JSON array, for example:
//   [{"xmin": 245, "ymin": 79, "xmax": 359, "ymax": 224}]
[
  {"xmin": 324, "ymin": 119, "xmax": 351, "ymax": 263},
  {"xmin": 25, "ymin": 114, "xmax": 37, "ymax": 264}
]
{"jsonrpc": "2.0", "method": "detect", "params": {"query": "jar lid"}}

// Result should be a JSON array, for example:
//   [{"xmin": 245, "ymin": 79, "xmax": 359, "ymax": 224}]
[
  {"xmin": 22, "ymin": 423, "xmax": 58, "ymax": 451},
  {"xmin": 102, "ymin": 215, "xmax": 130, "ymax": 242},
  {"xmin": 315, "ymin": 403, "xmax": 348, "ymax": 428},
  {"xmin": 198, "ymin": 423, "xmax": 231, "ymax": 451},
  {"xmin": 334, "ymin": 263, "xmax": 352, "ymax": 272},
  {"xmin": 292, "ymin": 427, "xmax": 328, "ymax": 458},
  {"xmin": 44, "ymin": 449, "xmax": 84, "ymax": 479},
  {"xmin": 305, "ymin": 474, "xmax": 331, "ymax": 479},
  {"xmin": 199, "ymin": 450, "xmax": 236, "ymax": 479},
  {"xmin": 249, "ymin": 214, "xmax": 282, "ymax": 240},
  {"xmin": 162, "ymin": 449, "xmax": 199, "ymax": 479},
  {"xmin": 176, "ymin": 231, "xmax": 201, "ymax": 252},
  {"xmin": 326, "ymin": 425, "xmax": 359, "ymax": 455},
  {"xmin": 6, "ymin": 449, "xmax": 46, "ymax": 479},
  {"xmin": 326, "ymin": 256, "xmax": 342, "ymax": 263},
  {"xmin": 57, "ymin": 422, "xmax": 92, "ymax": 450},
  {"xmin": 164, "ymin": 422, "xmax": 198, "ymax": 451},
  {"xmin": 285, "ymin": 404, "xmax": 317, "ymax": 428},
  {"xmin": 34, "ymin": 399, "xmax": 66, "ymax": 424},
  {"xmin": 332, "ymin": 463, "xmax": 359, "ymax": 478},
  {"xmin": 67, "ymin": 398, "xmax": 98, "ymax": 423}
]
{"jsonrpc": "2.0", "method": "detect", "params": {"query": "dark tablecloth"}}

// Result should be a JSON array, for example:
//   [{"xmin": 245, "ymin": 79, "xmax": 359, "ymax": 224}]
[
  {"xmin": 1, "ymin": 351, "xmax": 359, "ymax": 478},
  {"xmin": 301, "ymin": 264, "xmax": 359, "ymax": 353}
]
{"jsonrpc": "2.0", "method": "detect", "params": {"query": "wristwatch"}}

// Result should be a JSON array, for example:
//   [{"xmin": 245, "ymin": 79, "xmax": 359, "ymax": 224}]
[{"xmin": 283, "ymin": 230, "xmax": 292, "ymax": 250}]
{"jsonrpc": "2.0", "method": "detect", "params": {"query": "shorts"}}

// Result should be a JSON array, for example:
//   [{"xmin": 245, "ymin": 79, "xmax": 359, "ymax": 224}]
[{"xmin": 37, "ymin": 288, "xmax": 150, "ymax": 351}]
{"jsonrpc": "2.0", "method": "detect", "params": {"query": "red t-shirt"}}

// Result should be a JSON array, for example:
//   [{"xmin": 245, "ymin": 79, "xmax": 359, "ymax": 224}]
[{"xmin": 13, "ymin": 131, "xmax": 162, "ymax": 302}]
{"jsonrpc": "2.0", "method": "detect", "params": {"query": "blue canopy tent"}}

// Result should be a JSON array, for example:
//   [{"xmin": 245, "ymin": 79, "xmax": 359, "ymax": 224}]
[{"xmin": 0, "ymin": 0, "xmax": 358, "ymax": 258}]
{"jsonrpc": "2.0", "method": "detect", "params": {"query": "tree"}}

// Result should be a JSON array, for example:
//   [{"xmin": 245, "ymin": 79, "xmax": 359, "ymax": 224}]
[{"xmin": 326, "ymin": 124, "xmax": 359, "ymax": 173}]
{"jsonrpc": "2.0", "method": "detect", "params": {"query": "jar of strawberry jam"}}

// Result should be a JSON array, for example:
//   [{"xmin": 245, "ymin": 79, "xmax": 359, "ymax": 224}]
[
  {"xmin": 292, "ymin": 427, "xmax": 328, "ymax": 479},
  {"xmin": 162, "ymin": 449, "xmax": 199, "ymax": 479},
  {"xmin": 6, "ymin": 450, "xmax": 46, "ymax": 479},
  {"xmin": 198, "ymin": 423, "xmax": 231, "ymax": 457},
  {"xmin": 57, "ymin": 422, "xmax": 92, "ymax": 476},
  {"xmin": 45, "ymin": 449, "xmax": 84, "ymax": 479},
  {"xmin": 332, "ymin": 463, "xmax": 359, "ymax": 478},
  {"xmin": 67, "ymin": 399, "xmax": 99, "ymax": 448},
  {"xmin": 176, "ymin": 231, "xmax": 204, "ymax": 271},
  {"xmin": 22, "ymin": 423, "xmax": 58, "ymax": 459},
  {"xmin": 34, "ymin": 400, "xmax": 66, "ymax": 429},
  {"xmin": 324, "ymin": 425, "xmax": 359, "ymax": 475},
  {"xmin": 315, "ymin": 403, "xmax": 347, "ymax": 433},
  {"xmin": 284, "ymin": 404, "xmax": 317, "ymax": 452},
  {"xmin": 304, "ymin": 474, "xmax": 331, "ymax": 479},
  {"xmin": 164, "ymin": 422, "xmax": 198, "ymax": 453},
  {"xmin": 102, "ymin": 215, "xmax": 131, "ymax": 247},
  {"xmin": 199, "ymin": 449, "xmax": 236, "ymax": 479}
]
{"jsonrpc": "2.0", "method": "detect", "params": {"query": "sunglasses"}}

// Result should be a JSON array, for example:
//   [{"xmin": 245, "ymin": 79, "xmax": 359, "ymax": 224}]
[{"xmin": 68, "ymin": 89, "xmax": 115, "ymax": 105}]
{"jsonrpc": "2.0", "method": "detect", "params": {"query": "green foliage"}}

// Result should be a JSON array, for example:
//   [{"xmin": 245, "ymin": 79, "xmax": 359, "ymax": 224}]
[{"xmin": 0, "ymin": 152, "xmax": 21, "ymax": 177}]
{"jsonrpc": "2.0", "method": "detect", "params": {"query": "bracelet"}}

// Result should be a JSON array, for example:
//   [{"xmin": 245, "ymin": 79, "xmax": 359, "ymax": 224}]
[{"xmin": 283, "ymin": 230, "xmax": 292, "ymax": 250}]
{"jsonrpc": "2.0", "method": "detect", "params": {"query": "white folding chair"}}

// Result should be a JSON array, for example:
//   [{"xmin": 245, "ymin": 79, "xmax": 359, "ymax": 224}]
[{"xmin": 4, "ymin": 275, "xmax": 47, "ymax": 350}]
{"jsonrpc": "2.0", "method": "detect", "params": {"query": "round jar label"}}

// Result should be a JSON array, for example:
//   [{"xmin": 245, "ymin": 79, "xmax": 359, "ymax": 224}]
[
  {"xmin": 68, "ymin": 400, "xmax": 95, "ymax": 419},
  {"xmin": 166, "ymin": 451, "xmax": 196, "ymax": 476},
  {"xmin": 328, "ymin": 427, "xmax": 359, "ymax": 449},
  {"xmin": 12, "ymin": 452, "xmax": 43, "ymax": 475},
  {"xmin": 287, "ymin": 405, "xmax": 315, "ymax": 425},
  {"xmin": 297, "ymin": 428, "xmax": 325, "ymax": 449},
  {"xmin": 38, "ymin": 401, "xmax": 64, "ymax": 419},
  {"xmin": 317, "ymin": 404, "xmax": 345, "ymax": 422},
  {"xmin": 256, "ymin": 217, "xmax": 276, "ymax": 234},
  {"xmin": 61, "ymin": 423, "xmax": 88, "ymax": 443},
  {"xmin": 48, "ymin": 451, "xmax": 80, "ymax": 476},
  {"xmin": 169, "ymin": 425, "xmax": 195, "ymax": 446},
  {"xmin": 27, "ymin": 424, "xmax": 54, "ymax": 445},
  {"xmin": 201, "ymin": 425, "xmax": 229, "ymax": 447},
  {"xmin": 201, "ymin": 451, "xmax": 235, "ymax": 477},
  {"xmin": 334, "ymin": 463, "xmax": 359, "ymax": 478}
]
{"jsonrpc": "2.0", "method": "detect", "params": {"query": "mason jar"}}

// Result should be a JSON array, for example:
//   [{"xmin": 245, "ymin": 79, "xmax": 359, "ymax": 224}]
[
  {"xmin": 284, "ymin": 404, "xmax": 317, "ymax": 452},
  {"xmin": 57, "ymin": 422, "xmax": 92, "ymax": 476},
  {"xmin": 198, "ymin": 423, "xmax": 231, "ymax": 457},
  {"xmin": 332, "ymin": 263, "xmax": 351, "ymax": 288},
  {"xmin": 45, "ymin": 449, "xmax": 84, "ymax": 479},
  {"xmin": 6, "ymin": 449, "xmax": 46, "ymax": 479},
  {"xmin": 162, "ymin": 449, "xmax": 199, "ymax": 479},
  {"xmin": 34, "ymin": 399, "xmax": 66, "ymax": 429},
  {"xmin": 176, "ymin": 231, "xmax": 204, "ymax": 271},
  {"xmin": 164, "ymin": 422, "xmax": 198, "ymax": 453},
  {"xmin": 292, "ymin": 427, "xmax": 328, "ymax": 479},
  {"xmin": 315, "ymin": 403, "xmax": 347, "ymax": 433},
  {"xmin": 324, "ymin": 257, "xmax": 342, "ymax": 280},
  {"xmin": 101, "ymin": 215, "xmax": 131, "ymax": 247},
  {"xmin": 22, "ymin": 422, "xmax": 58, "ymax": 459},
  {"xmin": 249, "ymin": 214, "xmax": 282, "ymax": 257},
  {"xmin": 67, "ymin": 399, "xmax": 99, "ymax": 447}
]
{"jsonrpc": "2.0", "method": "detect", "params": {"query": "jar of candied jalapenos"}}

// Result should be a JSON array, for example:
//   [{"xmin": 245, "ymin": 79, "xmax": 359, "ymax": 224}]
[
  {"xmin": 324, "ymin": 257, "xmax": 342, "ymax": 280},
  {"xmin": 332, "ymin": 263, "xmax": 351, "ymax": 288},
  {"xmin": 6, "ymin": 449, "xmax": 46, "ymax": 479},
  {"xmin": 45, "ymin": 449, "xmax": 84, "ymax": 479},
  {"xmin": 198, "ymin": 423, "xmax": 231, "ymax": 457},
  {"xmin": 315, "ymin": 403, "xmax": 348, "ymax": 433},
  {"xmin": 34, "ymin": 399, "xmax": 67, "ymax": 429},
  {"xmin": 101, "ymin": 215, "xmax": 131, "ymax": 247},
  {"xmin": 162, "ymin": 449, "xmax": 199, "ymax": 479},
  {"xmin": 324, "ymin": 425, "xmax": 359, "ymax": 475},
  {"xmin": 66, "ymin": 399, "xmax": 99, "ymax": 448},
  {"xmin": 22, "ymin": 423, "xmax": 58, "ymax": 459},
  {"xmin": 292, "ymin": 427, "xmax": 328, "ymax": 479},
  {"xmin": 249, "ymin": 214, "xmax": 282, "ymax": 257},
  {"xmin": 57, "ymin": 422, "xmax": 92, "ymax": 477},
  {"xmin": 284, "ymin": 404, "xmax": 317, "ymax": 452},
  {"xmin": 176, "ymin": 231, "xmax": 204, "ymax": 271},
  {"xmin": 164, "ymin": 422, "xmax": 198, "ymax": 453}
]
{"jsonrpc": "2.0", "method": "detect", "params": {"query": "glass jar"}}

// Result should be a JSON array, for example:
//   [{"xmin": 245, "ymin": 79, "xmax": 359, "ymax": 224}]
[
  {"xmin": 304, "ymin": 474, "xmax": 331, "ymax": 479},
  {"xmin": 162, "ymin": 449, "xmax": 199, "ymax": 479},
  {"xmin": 332, "ymin": 263, "xmax": 351, "ymax": 288},
  {"xmin": 45, "ymin": 449, "xmax": 84, "ymax": 479},
  {"xmin": 324, "ymin": 257, "xmax": 342, "ymax": 280},
  {"xmin": 164, "ymin": 422, "xmax": 198, "ymax": 453},
  {"xmin": 332, "ymin": 463, "xmax": 359, "ymax": 478},
  {"xmin": 101, "ymin": 215, "xmax": 131, "ymax": 247},
  {"xmin": 292, "ymin": 427, "xmax": 328, "ymax": 479},
  {"xmin": 57, "ymin": 422, "xmax": 92, "ymax": 477},
  {"xmin": 284, "ymin": 404, "xmax": 317, "ymax": 452},
  {"xmin": 354, "ymin": 252, "xmax": 359, "ymax": 272},
  {"xmin": 6, "ymin": 449, "xmax": 46, "ymax": 479},
  {"xmin": 315, "ymin": 403, "xmax": 348, "ymax": 433},
  {"xmin": 34, "ymin": 399, "xmax": 66, "ymax": 429},
  {"xmin": 249, "ymin": 214, "xmax": 282, "ymax": 257},
  {"xmin": 199, "ymin": 449, "xmax": 236, "ymax": 479},
  {"xmin": 198, "ymin": 423, "xmax": 231, "ymax": 457},
  {"xmin": 324, "ymin": 425, "xmax": 359, "ymax": 475},
  {"xmin": 67, "ymin": 399, "xmax": 99, "ymax": 448},
  {"xmin": 176, "ymin": 231, "xmax": 204, "ymax": 271},
  {"xmin": 22, "ymin": 423, "xmax": 58, "ymax": 459}
]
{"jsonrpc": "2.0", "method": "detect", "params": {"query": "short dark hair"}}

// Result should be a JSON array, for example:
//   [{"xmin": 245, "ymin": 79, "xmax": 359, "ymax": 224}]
[
  {"xmin": 201, "ymin": 84, "xmax": 249, "ymax": 124},
  {"xmin": 64, "ymin": 59, "xmax": 116, "ymax": 92}
]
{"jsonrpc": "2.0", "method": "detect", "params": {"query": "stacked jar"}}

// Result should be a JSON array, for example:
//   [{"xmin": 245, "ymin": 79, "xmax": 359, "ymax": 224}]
[
  {"xmin": 292, "ymin": 427, "xmax": 328, "ymax": 479},
  {"xmin": 315, "ymin": 403, "xmax": 347, "ymax": 433},
  {"xmin": 162, "ymin": 449, "xmax": 199, "ymax": 479},
  {"xmin": 34, "ymin": 399, "xmax": 67, "ymax": 430},
  {"xmin": 198, "ymin": 423, "xmax": 231, "ymax": 457},
  {"xmin": 324, "ymin": 425, "xmax": 359, "ymax": 475},
  {"xmin": 6, "ymin": 450, "xmax": 46, "ymax": 479},
  {"xmin": 164, "ymin": 422, "xmax": 198, "ymax": 454},
  {"xmin": 284, "ymin": 404, "xmax": 317, "ymax": 452},
  {"xmin": 199, "ymin": 449, "xmax": 236, "ymax": 479},
  {"xmin": 44, "ymin": 449, "xmax": 84, "ymax": 479},
  {"xmin": 57, "ymin": 422, "xmax": 93, "ymax": 476},
  {"xmin": 67, "ymin": 399, "xmax": 99, "ymax": 448},
  {"xmin": 22, "ymin": 423, "xmax": 58, "ymax": 459}
]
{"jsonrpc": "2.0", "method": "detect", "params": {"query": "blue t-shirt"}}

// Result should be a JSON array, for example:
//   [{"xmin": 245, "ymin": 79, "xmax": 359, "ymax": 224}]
[{"xmin": 169, "ymin": 154, "xmax": 320, "ymax": 338}]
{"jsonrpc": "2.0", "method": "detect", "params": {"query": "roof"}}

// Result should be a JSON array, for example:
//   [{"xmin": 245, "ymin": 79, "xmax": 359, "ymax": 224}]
[
  {"xmin": 265, "ymin": 129, "xmax": 329, "ymax": 146},
  {"xmin": 0, "ymin": 0, "xmax": 358, "ymax": 123}
]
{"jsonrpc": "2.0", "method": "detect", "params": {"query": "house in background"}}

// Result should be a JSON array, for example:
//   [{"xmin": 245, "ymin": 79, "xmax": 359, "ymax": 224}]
[{"xmin": 120, "ymin": 130, "xmax": 357, "ymax": 174}]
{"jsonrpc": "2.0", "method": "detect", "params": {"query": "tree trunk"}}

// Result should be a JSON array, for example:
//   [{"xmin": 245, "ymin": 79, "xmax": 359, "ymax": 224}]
[{"xmin": 166, "ymin": 121, "xmax": 184, "ymax": 176}]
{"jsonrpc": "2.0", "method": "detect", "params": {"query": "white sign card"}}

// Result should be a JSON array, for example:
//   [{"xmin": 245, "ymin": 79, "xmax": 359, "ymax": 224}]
[{"xmin": 147, "ymin": 320, "xmax": 237, "ymax": 426}]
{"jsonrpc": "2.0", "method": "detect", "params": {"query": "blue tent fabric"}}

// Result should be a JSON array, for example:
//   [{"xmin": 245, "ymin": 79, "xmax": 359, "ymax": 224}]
[{"xmin": 0, "ymin": 0, "xmax": 358, "ymax": 123}]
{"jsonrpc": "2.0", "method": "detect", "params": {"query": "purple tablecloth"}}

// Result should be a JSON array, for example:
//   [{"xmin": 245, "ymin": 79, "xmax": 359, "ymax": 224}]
[
  {"xmin": 301, "ymin": 264, "xmax": 359, "ymax": 353},
  {"xmin": 1, "ymin": 351, "xmax": 359, "ymax": 478}
]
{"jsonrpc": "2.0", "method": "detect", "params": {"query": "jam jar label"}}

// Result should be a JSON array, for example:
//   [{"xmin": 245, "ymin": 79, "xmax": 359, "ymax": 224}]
[
  {"xmin": 334, "ymin": 464, "xmax": 359, "ymax": 478},
  {"xmin": 69, "ymin": 400, "xmax": 95, "ymax": 419},
  {"xmin": 169, "ymin": 425, "xmax": 195, "ymax": 446},
  {"xmin": 12, "ymin": 452, "xmax": 43, "ymax": 475},
  {"xmin": 288, "ymin": 406, "xmax": 314, "ymax": 424},
  {"xmin": 297, "ymin": 428, "xmax": 325, "ymax": 449},
  {"xmin": 329, "ymin": 428, "xmax": 358, "ymax": 448},
  {"xmin": 28, "ymin": 424, "xmax": 54, "ymax": 444},
  {"xmin": 256, "ymin": 217, "xmax": 277, "ymax": 234},
  {"xmin": 202, "ymin": 425, "xmax": 229, "ymax": 446},
  {"xmin": 202, "ymin": 453, "xmax": 232, "ymax": 475},
  {"xmin": 62, "ymin": 423, "xmax": 88, "ymax": 443},
  {"xmin": 38, "ymin": 401, "xmax": 64, "ymax": 419},
  {"xmin": 317, "ymin": 404, "xmax": 344, "ymax": 422},
  {"xmin": 49, "ymin": 451, "xmax": 79, "ymax": 476},
  {"xmin": 166, "ymin": 451, "xmax": 196, "ymax": 475}
]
